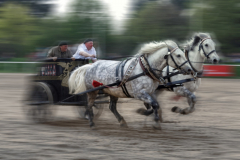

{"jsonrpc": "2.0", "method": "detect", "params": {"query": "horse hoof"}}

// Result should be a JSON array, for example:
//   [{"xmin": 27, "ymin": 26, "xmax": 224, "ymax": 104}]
[
  {"xmin": 152, "ymin": 122, "xmax": 161, "ymax": 130},
  {"xmin": 136, "ymin": 108, "xmax": 153, "ymax": 116},
  {"xmin": 136, "ymin": 108, "xmax": 147, "ymax": 115},
  {"xmin": 172, "ymin": 106, "xmax": 181, "ymax": 113},
  {"xmin": 90, "ymin": 122, "xmax": 95, "ymax": 127},
  {"xmin": 90, "ymin": 125, "xmax": 97, "ymax": 130},
  {"xmin": 171, "ymin": 106, "xmax": 178, "ymax": 112},
  {"xmin": 120, "ymin": 120, "xmax": 128, "ymax": 128},
  {"xmin": 181, "ymin": 110, "xmax": 187, "ymax": 115}
]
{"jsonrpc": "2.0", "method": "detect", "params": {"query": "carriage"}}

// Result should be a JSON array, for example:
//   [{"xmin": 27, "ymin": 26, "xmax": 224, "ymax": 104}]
[
  {"xmin": 22, "ymin": 57, "xmax": 192, "ymax": 124},
  {"xmin": 23, "ymin": 58, "xmax": 108, "ymax": 122},
  {"xmin": 23, "ymin": 33, "xmax": 219, "ymax": 130},
  {"xmin": 22, "ymin": 42, "xmax": 195, "ymax": 128}
]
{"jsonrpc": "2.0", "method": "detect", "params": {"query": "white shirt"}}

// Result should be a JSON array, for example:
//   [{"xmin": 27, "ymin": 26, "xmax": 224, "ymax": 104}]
[{"xmin": 73, "ymin": 43, "xmax": 97, "ymax": 61}]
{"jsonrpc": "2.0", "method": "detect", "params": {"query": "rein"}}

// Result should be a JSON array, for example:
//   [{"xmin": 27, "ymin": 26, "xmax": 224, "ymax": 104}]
[{"xmin": 165, "ymin": 46, "xmax": 189, "ymax": 71}]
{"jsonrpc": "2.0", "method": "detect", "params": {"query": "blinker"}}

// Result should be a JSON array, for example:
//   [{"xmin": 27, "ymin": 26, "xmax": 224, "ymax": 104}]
[
  {"xmin": 164, "ymin": 52, "xmax": 170, "ymax": 59},
  {"xmin": 164, "ymin": 55, "xmax": 168, "ymax": 59}
]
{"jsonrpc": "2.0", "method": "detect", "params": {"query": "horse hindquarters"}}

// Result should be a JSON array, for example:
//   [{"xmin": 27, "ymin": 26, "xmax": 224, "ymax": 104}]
[{"xmin": 68, "ymin": 64, "xmax": 91, "ymax": 94}]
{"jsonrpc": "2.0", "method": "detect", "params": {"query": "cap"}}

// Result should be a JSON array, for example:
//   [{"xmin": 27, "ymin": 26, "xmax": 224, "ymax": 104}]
[
  {"xmin": 83, "ymin": 39, "xmax": 93, "ymax": 44},
  {"xmin": 58, "ymin": 41, "xmax": 68, "ymax": 46}
]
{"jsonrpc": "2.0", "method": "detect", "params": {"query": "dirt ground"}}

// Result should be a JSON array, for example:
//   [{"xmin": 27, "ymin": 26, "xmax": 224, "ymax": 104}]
[{"xmin": 0, "ymin": 73, "xmax": 240, "ymax": 160}]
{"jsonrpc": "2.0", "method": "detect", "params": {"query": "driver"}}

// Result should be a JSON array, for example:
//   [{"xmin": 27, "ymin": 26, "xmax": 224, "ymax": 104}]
[
  {"xmin": 47, "ymin": 41, "xmax": 75, "ymax": 61},
  {"xmin": 73, "ymin": 39, "xmax": 97, "ymax": 62}
]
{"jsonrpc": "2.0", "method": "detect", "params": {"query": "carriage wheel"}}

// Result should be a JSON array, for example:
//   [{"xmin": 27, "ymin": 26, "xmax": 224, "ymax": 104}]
[
  {"xmin": 77, "ymin": 94, "xmax": 109, "ymax": 121},
  {"xmin": 23, "ymin": 82, "xmax": 56, "ymax": 123}
]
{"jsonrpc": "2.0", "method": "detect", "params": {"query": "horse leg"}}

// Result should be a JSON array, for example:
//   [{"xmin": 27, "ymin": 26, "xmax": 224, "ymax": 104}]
[
  {"xmin": 171, "ymin": 86, "xmax": 196, "ymax": 114},
  {"xmin": 137, "ymin": 90, "xmax": 163, "ymax": 117},
  {"xmin": 144, "ymin": 102, "xmax": 151, "ymax": 110},
  {"xmin": 109, "ymin": 95, "xmax": 128, "ymax": 128},
  {"xmin": 86, "ymin": 91, "xmax": 98, "ymax": 127},
  {"xmin": 137, "ymin": 91, "xmax": 162, "ymax": 129}
]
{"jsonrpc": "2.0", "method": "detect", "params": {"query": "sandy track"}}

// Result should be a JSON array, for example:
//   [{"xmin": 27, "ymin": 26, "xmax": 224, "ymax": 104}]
[{"xmin": 0, "ymin": 73, "xmax": 240, "ymax": 160}]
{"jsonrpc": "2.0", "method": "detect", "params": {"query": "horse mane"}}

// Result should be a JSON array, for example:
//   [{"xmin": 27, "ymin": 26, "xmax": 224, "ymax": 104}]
[
  {"xmin": 136, "ymin": 40, "xmax": 178, "ymax": 57},
  {"xmin": 181, "ymin": 32, "xmax": 212, "ymax": 51}
]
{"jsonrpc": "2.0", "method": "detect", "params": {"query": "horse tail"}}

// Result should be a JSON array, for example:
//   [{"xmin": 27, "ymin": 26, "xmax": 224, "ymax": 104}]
[{"xmin": 68, "ymin": 64, "xmax": 91, "ymax": 94}]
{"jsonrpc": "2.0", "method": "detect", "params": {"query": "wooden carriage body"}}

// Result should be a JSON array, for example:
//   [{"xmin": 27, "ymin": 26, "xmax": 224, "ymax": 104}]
[
  {"xmin": 23, "ymin": 58, "xmax": 105, "ymax": 122},
  {"xmin": 30, "ymin": 58, "xmax": 89, "ymax": 105}
]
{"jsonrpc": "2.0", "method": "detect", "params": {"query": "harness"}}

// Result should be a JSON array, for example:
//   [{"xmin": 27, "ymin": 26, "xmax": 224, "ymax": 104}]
[
  {"xmin": 58, "ymin": 44, "xmax": 193, "ymax": 102},
  {"xmin": 115, "ymin": 58, "xmax": 136, "ymax": 97},
  {"xmin": 115, "ymin": 45, "xmax": 188, "ymax": 97}
]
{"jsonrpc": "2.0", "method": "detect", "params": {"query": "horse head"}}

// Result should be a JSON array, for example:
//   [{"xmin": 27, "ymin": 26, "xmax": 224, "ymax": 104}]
[
  {"xmin": 185, "ymin": 33, "xmax": 220, "ymax": 64},
  {"xmin": 164, "ymin": 40, "xmax": 192, "ymax": 75}
]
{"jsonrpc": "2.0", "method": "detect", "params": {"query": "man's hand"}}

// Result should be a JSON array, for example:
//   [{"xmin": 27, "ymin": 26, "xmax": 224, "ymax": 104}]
[
  {"xmin": 71, "ymin": 57, "xmax": 75, "ymax": 61},
  {"xmin": 53, "ymin": 57, "xmax": 57, "ymax": 61},
  {"xmin": 90, "ymin": 54, "xmax": 96, "ymax": 58}
]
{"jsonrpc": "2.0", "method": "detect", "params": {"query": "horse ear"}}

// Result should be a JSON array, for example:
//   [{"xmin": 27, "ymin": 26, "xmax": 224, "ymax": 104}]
[
  {"xmin": 191, "ymin": 36, "xmax": 201, "ymax": 50},
  {"xmin": 184, "ymin": 44, "xmax": 190, "ymax": 52}
]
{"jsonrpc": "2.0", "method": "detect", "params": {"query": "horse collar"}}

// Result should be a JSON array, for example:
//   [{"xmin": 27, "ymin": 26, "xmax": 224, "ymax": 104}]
[{"xmin": 115, "ymin": 58, "xmax": 138, "ymax": 97}]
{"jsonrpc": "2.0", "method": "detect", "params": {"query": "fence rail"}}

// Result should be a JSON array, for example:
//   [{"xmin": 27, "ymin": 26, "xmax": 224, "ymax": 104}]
[
  {"xmin": 0, "ymin": 61, "xmax": 38, "ymax": 73},
  {"xmin": 0, "ymin": 61, "xmax": 239, "ymax": 78}
]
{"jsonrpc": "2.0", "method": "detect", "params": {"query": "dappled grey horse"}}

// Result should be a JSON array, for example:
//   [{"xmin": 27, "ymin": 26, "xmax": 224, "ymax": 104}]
[
  {"xmin": 142, "ymin": 33, "xmax": 220, "ymax": 115},
  {"xmin": 68, "ymin": 40, "xmax": 192, "ymax": 129}
]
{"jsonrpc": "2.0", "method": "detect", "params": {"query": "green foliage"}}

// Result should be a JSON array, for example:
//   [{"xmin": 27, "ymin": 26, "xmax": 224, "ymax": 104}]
[
  {"xmin": 0, "ymin": 3, "xmax": 39, "ymax": 57},
  {"xmin": 192, "ymin": 0, "xmax": 240, "ymax": 54},
  {"xmin": 127, "ymin": 1, "xmax": 189, "ymax": 40},
  {"xmin": 0, "ymin": 63, "xmax": 37, "ymax": 73},
  {"xmin": 1, "ymin": 0, "xmax": 240, "ymax": 60},
  {"xmin": 34, "ymin": 0, "xmax": 110, "ymax": 54},
  {"xmin": 108, "ymin": 1, "xmax": 190, "ymax": 55}
]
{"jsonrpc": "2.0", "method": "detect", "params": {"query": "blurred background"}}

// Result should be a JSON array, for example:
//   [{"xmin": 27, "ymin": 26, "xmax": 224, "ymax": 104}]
[{"xmin": 0, "ymin": 0, "xmax": 239, "ymax": 77}]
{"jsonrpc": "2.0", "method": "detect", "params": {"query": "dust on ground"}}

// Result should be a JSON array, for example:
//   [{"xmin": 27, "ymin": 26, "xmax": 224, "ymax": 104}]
[{"xmin": 0, "ymin": 73, "xmax": 240, "ymax": 160}]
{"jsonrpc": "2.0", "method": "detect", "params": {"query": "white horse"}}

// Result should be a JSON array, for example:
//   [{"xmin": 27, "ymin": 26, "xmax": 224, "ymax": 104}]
[
  {"xmin": 142, "ymin": 33, "xmax": 220, "ymax": 115},
  {"xmin": 68, "ymin": 40, "xmax": 192, "ymax": 129}
]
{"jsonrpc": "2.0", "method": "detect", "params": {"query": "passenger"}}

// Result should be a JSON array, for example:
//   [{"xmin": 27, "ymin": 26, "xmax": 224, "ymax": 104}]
[
  {"xmin": 73, "ymin": 39, "xmax": 97, "ymax": 62},
  {"xmin": 47, "ymin": 41, "xmax": 75, "ymax": 61}
]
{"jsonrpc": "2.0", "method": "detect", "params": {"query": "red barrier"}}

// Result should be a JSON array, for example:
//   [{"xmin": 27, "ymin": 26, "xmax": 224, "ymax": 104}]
[{"xmin": 203, "ymin": 65, "xmax": 235, "ymax": 77}]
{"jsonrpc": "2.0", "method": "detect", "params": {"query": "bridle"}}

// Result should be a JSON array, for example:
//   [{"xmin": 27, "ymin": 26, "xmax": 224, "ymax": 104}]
[
  {"xmin": 165, "ymin": 46, "xmax": 189, "ymax": 71},
  {"xmin": 198, "ymin": 38, "xmax": 216, "ymax": 59},
  {"xmin": 186, "ymin": 37, "xmax": 215, "ymax": 77}
]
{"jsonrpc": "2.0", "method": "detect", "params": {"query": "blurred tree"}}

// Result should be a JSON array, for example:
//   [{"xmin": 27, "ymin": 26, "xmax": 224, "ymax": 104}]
[
  {"xmin": 35, "ymin": 0, "xmax": 110, "ymax": 57},
  {"xmin": 0, "ymin": 3, "xmax": 39, "ymax": 57},
  {"xmin": 111, "ymin": 1, "xmax": 190, "ymax": 55},
  {"xmin": 172, "ymin": 0, "xmax": 191, "ymax": 9},
  {"xmin": 131, "ymin": 0, "xmax": 158, "ymax": 12},
  {"xmin": 0, "ymin": 0, "xmax": 53, "ymax": 17},
  {"xmin": 192, "ymin": 0, "xmax": 240, "ymax": 54}
]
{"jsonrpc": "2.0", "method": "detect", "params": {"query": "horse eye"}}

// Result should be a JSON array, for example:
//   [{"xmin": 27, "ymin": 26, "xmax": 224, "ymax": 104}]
[
  {"xmin": 177, "ymin": 55, "xmax": 181, "ymax": 58},
  {"xmin": 205, "ymin": 44, "xmax": 208, "ymax": 47}
]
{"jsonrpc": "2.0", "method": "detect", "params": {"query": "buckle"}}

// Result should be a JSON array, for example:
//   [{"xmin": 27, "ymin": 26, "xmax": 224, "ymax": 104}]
[
  {"xmin": 159, "ymin": 77, "xmax": 166, "ymax": 86},
  {"xmin": 192, "ymin": 72, "xmax": 198, "ymax": 81}
]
